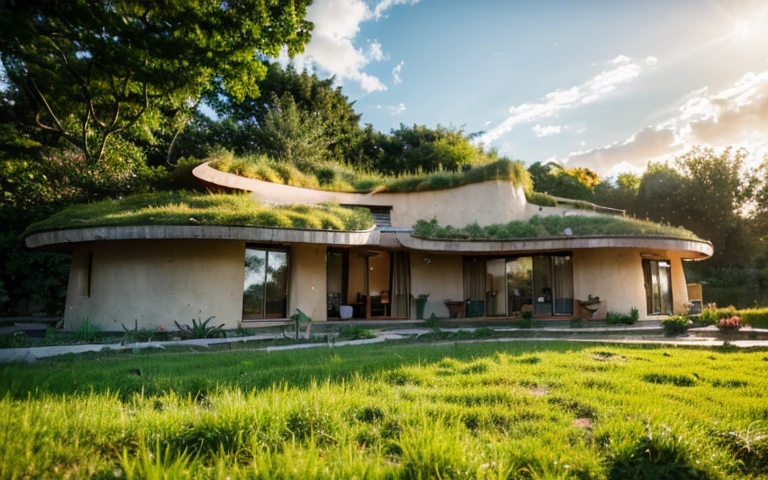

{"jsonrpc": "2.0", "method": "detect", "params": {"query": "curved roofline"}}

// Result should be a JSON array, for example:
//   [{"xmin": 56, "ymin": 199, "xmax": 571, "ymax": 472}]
[
  {"xmin": 397, "ymin": 232, "xmax": 713, "ymax": 260},
  {"xmin": 25, "ymin": 225, "xmax": 379, "ymax": 250},
  {"xmin": 193, "ymin": 161, "xmax": 527, "ymax": 200}
]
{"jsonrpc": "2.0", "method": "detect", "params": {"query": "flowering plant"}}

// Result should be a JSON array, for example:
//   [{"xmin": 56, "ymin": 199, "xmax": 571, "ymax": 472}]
[{"xmin": 717, "ymin": 315, "xmax": 742, "ymax": 331}]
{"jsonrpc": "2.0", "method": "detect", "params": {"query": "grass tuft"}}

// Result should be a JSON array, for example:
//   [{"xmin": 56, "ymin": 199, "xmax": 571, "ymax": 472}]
[
  {"xmin": 23, "ymin": 191, "xmax": 374, "ymax": 236},
  {"xmin": 209, "ymin": 151, "xmax": 532, "ymax": 194},
  {"xmin": 413, "ymin": 214, "xmax": 702, "ymax": 240}
]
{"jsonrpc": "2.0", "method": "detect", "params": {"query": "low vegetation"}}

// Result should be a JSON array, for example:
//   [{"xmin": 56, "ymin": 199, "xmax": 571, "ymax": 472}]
[
  {"xmin": 413, "ymin": 214, "xmax": 702, "ymax": 241},
  {"xmin": 701, "ymin": 305, "xmax": 768, "ymax": 329},
  {"xmin": 1, "ymin": 342, "xmax": 767, "ymax": 478},
  {"xmin": 22, "ymin": 191, "xmax": 374, "ymax": 236},
  {"xmin": 662, "ymin": 316, "xmax": 690, "ymax": 336},
  {"xmin": 606, "ymin": 307, "xmax": 640, "ymax": 326},
  {"xmin": 209, "ymin": 151, "xmax": 532, "ymax": 194}
]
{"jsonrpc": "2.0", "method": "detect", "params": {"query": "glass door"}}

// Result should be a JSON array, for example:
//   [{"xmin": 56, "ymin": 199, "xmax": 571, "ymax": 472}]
[
  {"xmin": 532, "ymin": 255, "xmax": 552, "ymax": 316},
  {"xmin": 486, "ymin": 258, "xmax": 506, "ymax": 316},
  {"xmin": 506, "ymin": 257, "xmax": 533, "ymax": 315},
  {"xmin": 552, "ymin": 255, "xmax": 574, "ymax": 315},
  {"xmin": 643, "ymin": 259, "xmax": 673, "ymax": 315}
]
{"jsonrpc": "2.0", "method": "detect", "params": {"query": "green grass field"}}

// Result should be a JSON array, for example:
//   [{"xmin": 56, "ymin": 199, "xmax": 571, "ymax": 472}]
[{"xmin": 1, "ymin": 341, "xmax": 767, "ymax": 479}]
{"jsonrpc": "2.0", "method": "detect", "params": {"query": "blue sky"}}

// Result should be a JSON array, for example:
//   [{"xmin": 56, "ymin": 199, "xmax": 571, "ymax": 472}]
[{"xmin": 286, "ymin": 0, "xmax": 768, "ymax": 176}]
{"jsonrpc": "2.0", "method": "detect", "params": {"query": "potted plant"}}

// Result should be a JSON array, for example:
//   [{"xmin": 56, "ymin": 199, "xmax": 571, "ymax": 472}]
[{"xmin": 413, "ymin": 294, "xmax": 429, "ymax": 320}]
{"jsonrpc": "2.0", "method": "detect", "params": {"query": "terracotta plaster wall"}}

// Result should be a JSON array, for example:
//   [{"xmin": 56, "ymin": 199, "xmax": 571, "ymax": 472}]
[
  {"xmin": 409, "ymin": 253, "xmax": 463, "ymax": 318},
  {"xmin": 289, "ymin": 244, "xmax": 328, "ymax": 322},
  {"xmin": 64, "ymin": 240, "xmax": 245, "ymax": 332},
  {"xmin": 572, "ymin": 248, "xmax": 690, "ymax": 319}
]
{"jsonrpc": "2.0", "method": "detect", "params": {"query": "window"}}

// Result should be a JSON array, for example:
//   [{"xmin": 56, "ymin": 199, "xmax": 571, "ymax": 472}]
[
  {"xmin": 643, "ymin": 259, "xmax": 673, "ymax": 315},
  {"xmin": 243, "ymin": 247, "xmax": 289, "ymax": 319},
  {"xmin": 463, "ymin": 253, "xmax": 574, "ymax": 317}
]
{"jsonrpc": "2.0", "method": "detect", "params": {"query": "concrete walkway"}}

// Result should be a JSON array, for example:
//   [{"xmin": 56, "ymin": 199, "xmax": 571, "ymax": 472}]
[{"xmin": 2, "ymin": 328, "xmax": 768, "ymax": 363}]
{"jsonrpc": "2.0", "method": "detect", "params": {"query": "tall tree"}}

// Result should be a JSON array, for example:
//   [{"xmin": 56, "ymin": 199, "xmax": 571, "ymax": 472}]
[{"xmin": 0, "ymin": 0, "xmax": 312, "ymax": 164}]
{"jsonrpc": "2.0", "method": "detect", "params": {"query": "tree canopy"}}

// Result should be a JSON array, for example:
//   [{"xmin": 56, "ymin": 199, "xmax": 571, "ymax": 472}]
[{"xmin": 0, "ymin": 0, "xmax": 312, "ymax": 164}]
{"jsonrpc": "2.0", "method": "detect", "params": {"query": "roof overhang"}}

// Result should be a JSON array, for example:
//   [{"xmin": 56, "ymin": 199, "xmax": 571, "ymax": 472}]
[
  {"xmin": 25, "ymin": 225, "xmax": 379, "ymax": 250},
  {"xmin": 396, "ymin": 233, "xmax": 713, "ymax": 260}
]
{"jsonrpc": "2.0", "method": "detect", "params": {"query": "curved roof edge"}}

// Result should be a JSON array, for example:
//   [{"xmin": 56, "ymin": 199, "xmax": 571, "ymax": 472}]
[
  {"xmin": 25, "ymin": 225, "xmax": 379, "ymax": 250},
  {"xmin": 192, "ymin": 162, "xmax": 527, "ymax": 202},
  {"xmin": 397, "ymin": 233, "xmax": 713, "ymax": 260}
]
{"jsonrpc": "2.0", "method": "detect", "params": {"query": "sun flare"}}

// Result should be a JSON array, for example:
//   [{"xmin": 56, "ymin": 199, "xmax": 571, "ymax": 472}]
[{"xmin": 734, "ymin": 21, "xmax": 752, "ymax": 40}]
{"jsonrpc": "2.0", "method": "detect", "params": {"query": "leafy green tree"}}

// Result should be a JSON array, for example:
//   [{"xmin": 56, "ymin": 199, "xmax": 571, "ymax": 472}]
[
  {"xmin": 207, "ymin": 63, "xmax": 363, "ymax": 165},
  {"xmin": 257, "ymin": 94, "xmax": 329, "ymax": 170},
  {"xmin": 0, "ymin": 0, "xmax": 312, "ymax": 164},
  {"xmin": 594, "ymin": 173, "xmax": 640, "ymax": 211},
  {"xmin": 527, "ymin": 161, "xmax": 596, "ymax": 201},
  {"xmin": 372, "ymin": 124, "xmax": 481, "ymax": 174}
]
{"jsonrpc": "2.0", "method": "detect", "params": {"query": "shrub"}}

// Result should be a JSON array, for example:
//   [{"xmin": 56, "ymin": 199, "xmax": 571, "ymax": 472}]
[
  {"xmin": 174, "ymin": 315, "xmax": 225, "ymax": 339},
  {"xmin": 519, "ymin": 310, "xmax": 533, "ymax": 329},
  {"xmin": 663, "ymin": 316, "xmax": 689, "ymax": 337},
  {"xmin": 526, "ymin": 191, "xmax": 557, "ymax": 207},
  {"xmin": 73, "ymin": 318, "xmax": 101, "ymax": 343},
  {"xmin": 338, "ymin": 325, "xmax": 376, "ymax": 340},
  {"xmin": 606, "ymin": 308, "xmax": 639, "ymax": 325}
]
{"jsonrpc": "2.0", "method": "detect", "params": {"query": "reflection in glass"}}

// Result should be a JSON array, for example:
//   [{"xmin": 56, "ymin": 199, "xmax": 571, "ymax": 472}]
[
  {"xmin": 553, "ymin": 255, "xmax": 574, "ymax": 315},
  {"xmin": 532, "ymin": 255, "xmax": 552, "ymax": 316},
  {"xmin": 243, "ymin": 248, "xmax": 288, "ymax": 318},
  {"xmin": 485, "ymin": 258, "xmax": 506, "ymax": 316},
  {"xmin": 243, "ymin": 250, "xmax": 266, "ymax": 317},
  {"xmin": 506, "ymin": 257, "xmax": 532, "ymax": 315},
  {"xmin": 265, "ymin": 251, "xmax": 288, "ymax": 318}
]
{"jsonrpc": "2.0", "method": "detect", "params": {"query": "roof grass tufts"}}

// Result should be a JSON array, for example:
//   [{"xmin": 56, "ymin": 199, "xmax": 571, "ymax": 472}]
[
  {"xmin": 412, "ymin": 215, "xmax": 703, "ymax": 241},
  {"xmin": 208, "ymin": 151, "xmax": 532, "ymax": 194},
  {"xmin": 23, "ymin": 191, "xmax": 374, "ymax": 237}
]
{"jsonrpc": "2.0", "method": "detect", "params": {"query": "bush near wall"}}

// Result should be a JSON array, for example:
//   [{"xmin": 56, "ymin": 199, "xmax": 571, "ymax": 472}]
[{"xmin": 701, "ymin": 307, "xmax": 768, "ymax": 329}]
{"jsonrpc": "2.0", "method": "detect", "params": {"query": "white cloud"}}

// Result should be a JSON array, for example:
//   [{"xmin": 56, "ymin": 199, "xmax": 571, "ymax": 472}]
[
  {"xmin": 532, "ymin": 124, "xmax": 563, "ymax": 137},
  {"xmin": 611, "ymin": 54, "xmax": 632, "ymax": 66},
  {"xmin": 379, "ymin": 102, "xmax": 407, "ymax": 115},
  {"xmin": 476, "ymin": 55, "xmax": 646, "ymax": 146},
  {"xmin": 559, "ymin": 70, "xmax": 768, "ymax": 176},
  {"xmin": 484, "ymin": 120, "xmax": 492, "ymax": 126},
  {"xmin": 373, "ymin": 0, "xmax": 419, "ymax": 20},
  {"xmin": 392, "ymin": 60, "xmax": 404, "ymax": 84},
  {"xmin": 294, "ymin": 0, "xmax": 416, "ymax": 94},
  {"xmin": 645, "ymin": 56, "xmax": 658, "ymax": 66},
  {"xmin": 367, "ymin": 40, "xmax": 388, "ymax": 62}
]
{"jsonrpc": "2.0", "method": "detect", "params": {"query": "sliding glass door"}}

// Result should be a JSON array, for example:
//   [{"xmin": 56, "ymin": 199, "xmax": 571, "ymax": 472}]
[
  {"xmin": 506, "ymin": 257, "xmax": 533, "ymax": 315},
  {"xmin": 552, "ymin": 255, "xmax": 574, "ymax": 315},
  {"xmin": 243, "ymin": 247, "xmax": 289, "ymax": 319},
  {"xmin": 643, "ymin": 259, "xmax": 672, "ymax": 315}
]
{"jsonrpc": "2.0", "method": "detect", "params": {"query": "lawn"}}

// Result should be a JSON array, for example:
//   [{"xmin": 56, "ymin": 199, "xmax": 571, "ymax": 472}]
[{"xmin": 1, "ymin": 341, "xmax": 767, "ymax": 478}]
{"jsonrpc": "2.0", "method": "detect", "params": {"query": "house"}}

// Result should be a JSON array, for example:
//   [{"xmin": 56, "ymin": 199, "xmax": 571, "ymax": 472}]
[{"xmin": 24, "ymin": 162, "xmax": 713, "ymax": 331}]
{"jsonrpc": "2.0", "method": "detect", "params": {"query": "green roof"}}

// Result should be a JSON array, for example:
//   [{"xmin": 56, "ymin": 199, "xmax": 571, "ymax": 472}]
[
  {"xmin": 412, "ymin": 215, "xmax": 703, "ymax": 241},
  {"xmin": 23, "ymin": 192, "xmax": 374, "ymax": 237},
  {"xmin": 209, "ymin": 153, "xmax": 533, "ymax": 194}
]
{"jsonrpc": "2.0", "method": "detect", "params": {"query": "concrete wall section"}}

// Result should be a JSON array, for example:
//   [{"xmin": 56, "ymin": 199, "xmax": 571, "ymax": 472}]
[
  {"xmin": 194, "ymin": 163, "xmax": 528, "ymax": 229},
  {"xmin": 573, "ymin": 248, "xmax": 690, "ymax": 319},
  {"xmin": 409, "ymin": 253, "xmax": 463, "ymax": 319},
  {"xmin": 288, "ymin": 244, "xmax": 328, "ymax": 322},
  {"xmin": 64, "ymin": 240, "xmax": 245, "ymax": 332}
]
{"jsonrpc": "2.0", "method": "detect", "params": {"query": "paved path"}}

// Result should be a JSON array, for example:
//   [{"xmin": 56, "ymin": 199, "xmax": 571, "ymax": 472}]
[{"xmin": 2, "ymin": 328, "xmax": 767, "ymax": 363}]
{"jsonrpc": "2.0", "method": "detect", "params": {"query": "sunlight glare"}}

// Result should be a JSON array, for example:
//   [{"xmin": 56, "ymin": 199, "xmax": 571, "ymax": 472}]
[{"xmin": 734, "ymin": 21, "xmax": 752, "ymax": 40}]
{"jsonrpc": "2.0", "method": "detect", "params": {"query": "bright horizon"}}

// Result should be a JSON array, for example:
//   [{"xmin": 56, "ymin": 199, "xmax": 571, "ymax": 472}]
[{"xmin": 282, "ymin": 0, "xmax": 768, "ymax": 177}]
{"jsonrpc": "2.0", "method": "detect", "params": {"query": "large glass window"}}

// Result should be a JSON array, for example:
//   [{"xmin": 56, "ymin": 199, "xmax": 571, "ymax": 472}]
[
  {"xmin": 643, "ymin": 259, "xmax": 672, "ymax": 315},
  {"xmin": 463, "ymin": 253, "xmax": 574, "ymax": 317},
  {"xmin": 243, "ymin": 248, "xmax": 289, "ymax": 319}
]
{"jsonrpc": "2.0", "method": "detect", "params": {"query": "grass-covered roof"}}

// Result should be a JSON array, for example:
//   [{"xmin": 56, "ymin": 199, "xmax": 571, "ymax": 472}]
[
  {"xmin": 23, "ymin": 191, "xmax": 374, "ymax": 237},
  {"xmin": 208, "ymin": 152, "xmax": 532, "ymax": 194},
  {"xmin": 413, "ymin": 215, "xmax": 703, "ymax": 241}
]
